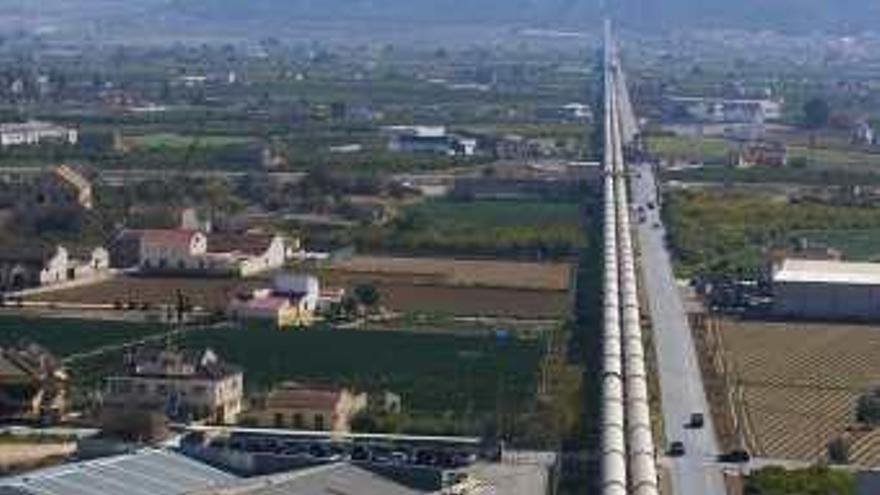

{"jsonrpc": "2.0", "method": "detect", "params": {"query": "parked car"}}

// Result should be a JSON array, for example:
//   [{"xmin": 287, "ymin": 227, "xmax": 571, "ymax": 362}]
[{"xmin": 688, "ymin": 413, "xmax": 704, "ymax": 429}]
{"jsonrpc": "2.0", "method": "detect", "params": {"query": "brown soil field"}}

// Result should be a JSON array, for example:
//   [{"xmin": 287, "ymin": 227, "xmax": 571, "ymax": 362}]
[
  {"xmin": 327, "ymin": 255, "xmax": 573, "ymax": 291},
  {"xmin": 27, "ymin": 255, "xmax": 572, "ymax": 319},
  {"xmin": 716, "ymin": 319, "xmax": 880, "ymax": 465},
  {"xmin": 376, "ymin": 283, "xmax": 568, "ymax": 318},
  {"xmin": 28, "ymin": 276, "xmax": 266, "ymax": 311}
]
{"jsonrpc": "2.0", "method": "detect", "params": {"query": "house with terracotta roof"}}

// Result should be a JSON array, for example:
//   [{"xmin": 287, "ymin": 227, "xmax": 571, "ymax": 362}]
[
  {"xmin": 241, "ymin": 381, "xmax": 367, "ymax": 432},
  {"xmin": 102, "ymin": 347, "xmax": 243, "ymax": 424}
]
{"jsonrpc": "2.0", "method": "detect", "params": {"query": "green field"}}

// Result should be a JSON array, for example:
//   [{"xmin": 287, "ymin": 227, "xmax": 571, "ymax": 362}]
[
  {"xmin": 786, "ymin": 145, "xmax": 880, "ymax": 172},
  {"xmin": 0, "ymin": 316, "xmax": 543, "ymax": 415},
  {"xmin": 0, "ymin": 316, "xmax": 165, "ymax": 357},
  {"xmin": 790, "ymin": 228, "xmax": 880, "ymax": 260},
  {"xmin": 647, "ymin": 135, "xmax": 735, "ymax": 165},
  {"xmin": 177, "ymin": 326, "xmax": 542, "ymax": 413},
  {"xmin": 131, "ymin": 133, "xmax": 254, "ymax": 149},
  {"xmin": 362, "ymin": 199, "xmax": 586, "ymax": 258}
]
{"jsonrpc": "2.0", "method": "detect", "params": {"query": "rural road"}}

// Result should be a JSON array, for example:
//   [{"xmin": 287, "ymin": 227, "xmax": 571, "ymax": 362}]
[{"xmin": 632, "ymin": 163, "xmax": 726, "ymax": 495}]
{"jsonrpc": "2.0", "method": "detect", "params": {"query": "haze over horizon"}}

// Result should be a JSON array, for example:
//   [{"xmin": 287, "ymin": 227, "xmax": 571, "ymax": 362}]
[{"xmin": 14, "ymin": 0, "xmax": 880, "ymax": 40}]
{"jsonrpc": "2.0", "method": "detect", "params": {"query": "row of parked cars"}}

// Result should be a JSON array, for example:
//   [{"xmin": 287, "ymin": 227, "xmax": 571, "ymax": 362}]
[{"xmin": 202, "ymin": 433, "xmax": 481, "ymax": 469}]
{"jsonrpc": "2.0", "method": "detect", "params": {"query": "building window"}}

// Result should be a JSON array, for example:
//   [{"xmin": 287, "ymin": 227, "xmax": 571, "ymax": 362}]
[
  {"xmin": 293, "ymin": 413, "xmax": 303, "ymax": 429},
  {"xmin": 274, "ymin": 412, "xmax": 284, "ymax": 428},
  {"xmin": 314, "ymin": 414, "xmax": 325, "ymax": 430}
]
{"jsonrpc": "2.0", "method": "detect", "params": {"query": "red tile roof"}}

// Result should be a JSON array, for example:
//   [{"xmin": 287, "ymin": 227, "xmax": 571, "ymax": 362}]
[
  {"xmin": 139, "ymin": 229, "xmax": 201, "ymax": 249},
  {"xmin": 265, "ymin": 381, "xmax": 344, "ymax": 410},
  {"xmin": 207, "ymin": 233, "xmax": 277, "ymax": 256}
]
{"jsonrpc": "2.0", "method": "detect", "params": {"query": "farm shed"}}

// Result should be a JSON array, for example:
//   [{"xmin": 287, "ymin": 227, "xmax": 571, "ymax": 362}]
[{"xmin": 773, "ymin": 259, "xmax": 880, "ymax": 320}]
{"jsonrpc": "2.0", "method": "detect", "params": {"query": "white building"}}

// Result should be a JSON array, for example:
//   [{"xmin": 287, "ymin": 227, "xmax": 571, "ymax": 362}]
[
  {"xmin": 773, "ymin": 258, "xmax": 880, "ymax": 320},
  {"xmin": 229, "ymin": 274, "xmax": 320, "ymax": 328},
  {"xmin": 383, "ymin": 125, "xmax": 477, "ymax": 156},
  {"xmin": 0, "ymin": 121, "xmax": 78, "ymax": 147},
  {"xmin": 0, "ymin": 244, "xmax": 109, "ymax": 291},
  {"xmin": 668, "ymin": 96, "xmax": 783, "ymax": 123}
]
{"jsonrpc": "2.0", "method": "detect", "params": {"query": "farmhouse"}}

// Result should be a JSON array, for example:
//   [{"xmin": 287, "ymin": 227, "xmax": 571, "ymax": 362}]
[
  {"xmin": 228, "ymin": 274, "xmax": 320, "ymax": 327},
  {"xmin": 0, "ymin": 343, "xmax": 68, "ymax": 422},
  {"xmin": 0, "ymin": 243, "xmax": 108, "ymax": 291},
  {"xmin": 242, "ymin": 381, "xmax": 367, "ymax": 432},
  {"xmin": 103, "ymin": 347, "xmax": 243, "ymax": 424},
  {"xmin": 135, "ymin": 229, "xmax": 289, "ymax": 277},
  {"xmin": 773, "ymin": 258, "xmax": 880, "ymax": 320}
]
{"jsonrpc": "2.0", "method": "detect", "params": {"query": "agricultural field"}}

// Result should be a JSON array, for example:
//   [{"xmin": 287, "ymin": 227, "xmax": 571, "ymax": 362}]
[
  {"xmin": 26, "ymin": 276, "xmax": 268, "ymax": 312},
  {"xmin": 323, "ymin": 255, "xmax": 573, "ymax": 318},
  {"xmin": 647, "ymin": 134, "xmax": 735, "ymax": 165},
  {"xmin": 77, "ymin": 325, "xmax": 544, "ymax": 416},
  {"xmin": 129, "ymin": 133, "xmax": 255, "ymax": 149},
  {"xmin": 364, "ymin": 199, "xmax": 586, "ymax": 259},
  {"xmin": 327, "ymin": 255, "xmax": 572, "ymax": 291},
  {"xmin": 714, "ymin": 319, "xmax": 880, "ymax": 465},
  {"xmin": 0, "ymin": 315, "xmax": 165, "ymax": 357},
  {"xmin": 664, "ymin": 189, "xmax": 880, "ymax": 276}
]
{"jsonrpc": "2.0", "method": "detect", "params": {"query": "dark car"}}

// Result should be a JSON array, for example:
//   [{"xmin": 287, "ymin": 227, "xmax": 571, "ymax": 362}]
[
  {"xmin": 668, "ymin": 441, "xmax": 686, "ymax": 457},
  {"xmin": 718, "ymin": 449, "xmax": 751, "ymax": 463},
  {"xmin": 687, "ymin": 413, "xmax": 704, "ymax": 429}
]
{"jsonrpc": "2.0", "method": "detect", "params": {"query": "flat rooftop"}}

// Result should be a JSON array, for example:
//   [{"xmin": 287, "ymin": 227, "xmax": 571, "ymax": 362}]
[
  {"xmin": 0, "ymin": 449, "xmax": 237, "ymax": 495},
  {"xmin": 773, "ymin": 259, "xmax": 880, "ymax": 286}
]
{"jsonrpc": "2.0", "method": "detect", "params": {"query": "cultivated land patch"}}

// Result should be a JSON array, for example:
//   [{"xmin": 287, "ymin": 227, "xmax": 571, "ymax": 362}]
[
  {"xmin": 26, "ymin": 276, "xmax": 267, "ymax": 311},
  {"xmin": 328, "ymin": 255, "xmax": 572, "ymax": 290},
  {"xmin": 324, "ymin": 255, "xmax": 572, "ymax": 318},
  {"xmin": 717, "ymin": 319, "xmax": 880, "ymax": 465}
]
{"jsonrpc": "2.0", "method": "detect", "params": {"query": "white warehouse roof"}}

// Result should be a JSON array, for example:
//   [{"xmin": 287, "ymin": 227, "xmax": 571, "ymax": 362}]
[{"xmin": 774, "ymin": 259, "xmax": 880, "ymax": 286}]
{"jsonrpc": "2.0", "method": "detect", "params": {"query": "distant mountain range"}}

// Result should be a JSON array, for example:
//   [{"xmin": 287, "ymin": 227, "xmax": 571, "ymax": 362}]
[{"xmin": 24, "ymin": 0, "xmax": 880, "ymax": 35}]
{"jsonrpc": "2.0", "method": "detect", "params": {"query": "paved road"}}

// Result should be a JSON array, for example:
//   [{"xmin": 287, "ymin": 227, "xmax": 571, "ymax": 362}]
[{"xmin": 631, "ymin": 164, "xmax": 727, "ymax": 495}]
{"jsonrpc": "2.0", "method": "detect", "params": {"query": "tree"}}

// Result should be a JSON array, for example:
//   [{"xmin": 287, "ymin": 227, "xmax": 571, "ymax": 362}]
[
  {"xmin": 354, "ymin": 283, "xmax": 380, "ymax": 308},
  {"xmin": 803, "ymin": 97, "xmax": 831, "ymax": 129},
  {"xmin": 857, "ymin": 388, "xmax": 880, "ymax": 426}
]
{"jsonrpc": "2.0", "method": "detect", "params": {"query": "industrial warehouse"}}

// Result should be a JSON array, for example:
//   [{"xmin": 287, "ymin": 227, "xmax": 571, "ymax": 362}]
[{"xmin": 773, "ymin": 258, "xmax": 880, "ymax": 320}]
